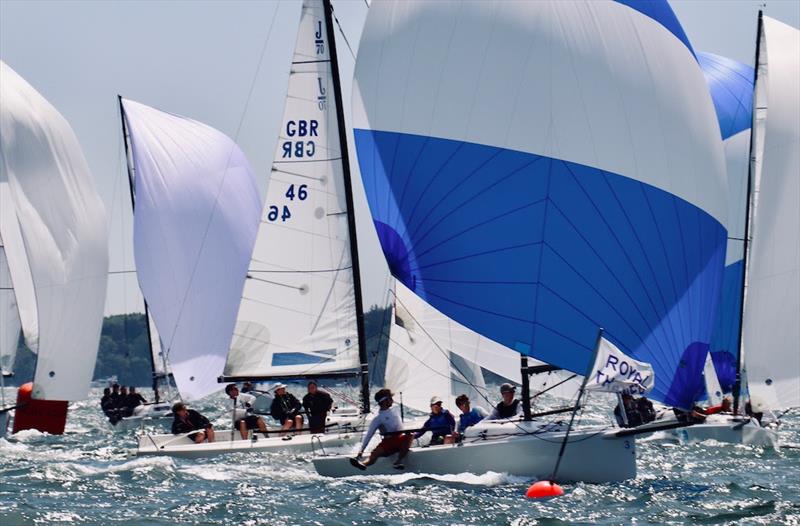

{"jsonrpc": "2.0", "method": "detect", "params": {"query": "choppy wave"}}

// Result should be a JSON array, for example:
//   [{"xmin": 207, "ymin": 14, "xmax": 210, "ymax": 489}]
[{"xmin": 1, "ymin": 387, "xmax": 798, "ymax": 525}]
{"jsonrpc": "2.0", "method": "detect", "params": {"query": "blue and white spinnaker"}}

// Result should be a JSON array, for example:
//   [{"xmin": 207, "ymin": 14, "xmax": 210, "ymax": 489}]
[{"xmin": 353, "ymin": 0, "xmax": 727, "ymax": 409}]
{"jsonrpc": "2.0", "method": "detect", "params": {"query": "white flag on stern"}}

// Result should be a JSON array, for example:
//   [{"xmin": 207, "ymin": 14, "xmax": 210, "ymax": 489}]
[{"xmin": 586, "ymin": 337, "xmax": 654, "ymax": 395}]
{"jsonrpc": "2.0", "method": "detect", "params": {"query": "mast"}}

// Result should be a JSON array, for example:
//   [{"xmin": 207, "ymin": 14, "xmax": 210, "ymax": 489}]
[
  {"xmin": 323, "ymin": 0, "xmax": 370, "ymax": 414},
  {"xmin": 732, "ymin": 10, "xmax": 762, "ymax": 416},
  {"xmin": 117, "ymin": 95, "xmax": 161, "ymax": 404}
]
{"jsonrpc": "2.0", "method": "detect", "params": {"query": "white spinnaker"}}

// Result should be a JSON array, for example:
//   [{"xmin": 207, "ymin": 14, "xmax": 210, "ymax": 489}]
[
  {"xmin": 0, "ymin": 239, "xmax": 21, "ymax": 376},
  {"xmin": 0, "ymin": 178, "xmax": 37, "ymax": 358},
  {"xmin": 743, "ymin": 17, "xmax": 800, "ymax": 411},
  {"xmin": 0, "ymin": 61, "xmax": 108, "ymax": 401},
  {"xmin": 225, "ymin": 0, "xmax": 360, "ymax": 378},
  {"xmin": 122, "ymin": 98, "xmax": 262, "ymax": 401}
]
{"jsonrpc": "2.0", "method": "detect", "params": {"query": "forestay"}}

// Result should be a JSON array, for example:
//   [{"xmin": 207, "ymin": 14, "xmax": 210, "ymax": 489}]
[
  {"xmin": 225, "ymin": 0, "xmax": 360, "ymax": 379},
  {"xmin": 742, "ymin": 16, "xmax": 800, "ymax": 411},
  {"xmin": 352, "ymin": 0, "xmax": 727, "ymax": 409},
  {"xmin": 0, "ymin": 61, "xmax": 108, "ymax": 401},
  {"xmin": 121, "ymin": 98, "xmax": 261, "ymax": 401},
  {"xmin": 699, "ymin": 52, "xmax": 754, "ymax": 395}
]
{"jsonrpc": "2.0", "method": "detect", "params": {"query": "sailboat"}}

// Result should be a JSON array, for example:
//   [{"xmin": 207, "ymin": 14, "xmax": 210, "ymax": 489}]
[
  {"xmin": 312, "ymin": 0, "xmax": 728, "ymax": 482},
  {"xmin": 666, "ymin": 13, "xmax": 799, "ymax": 446},
  {"xmin": 133, "ymin": 0, "xmax": 369, "ymax": 458},
  {"xmin": 0, "ymin": 60, "xmax": 109, "ymax": 437}
]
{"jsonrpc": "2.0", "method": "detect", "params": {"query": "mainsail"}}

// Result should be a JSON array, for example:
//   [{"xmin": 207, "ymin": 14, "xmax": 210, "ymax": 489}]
[
  {"xmin": 353, "ymin": 0, "xmax": 727, "ymax": 409},
  {"xmin": 0, "ymin": 60, "xmax": 109, "ymax": 401},
  {"xmin": 224, "ymin": 0, "xmax": 364, "ymax": 381},
  {"xmin": 699, "ymin": 52, "xmax": 754, "ymax": 396},
  {"xmin": 120, "ymin": 98, "xmax": 262, "ymax": 401},
  {"xmin": 742, "ymin": 16, "xmax": 800, "ymax": 411}
]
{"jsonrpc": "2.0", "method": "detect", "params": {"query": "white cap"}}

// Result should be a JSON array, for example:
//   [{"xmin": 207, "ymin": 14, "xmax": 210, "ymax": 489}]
[
  {"xmin": 273, "ymin": 383, "xmax": 287, "ymax": 391},
  {"xmin": 430, "ymin": 395, "xmax": 443, "ymax": 406}
]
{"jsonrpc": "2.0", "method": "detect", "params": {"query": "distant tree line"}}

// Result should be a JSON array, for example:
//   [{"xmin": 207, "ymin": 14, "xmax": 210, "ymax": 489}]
[{"xmin": 8, "ymin": 306, "xmax": 394, "ymax": 388}]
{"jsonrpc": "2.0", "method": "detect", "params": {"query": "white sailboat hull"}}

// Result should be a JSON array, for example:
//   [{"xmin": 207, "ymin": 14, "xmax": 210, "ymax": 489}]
[
  {"xmin": 133, "ymin": 428, "xmax": 360, "ymax": 459},
  {"xmin": 111, "ymin": 403, "xmax": 173, "ymax": 433},
  {"xmin": 132, "ymin": 413, "xmax": 367, "ymax": 458},
  {"xmin": 313, "ymin": 420, "xmax": 636, "ymax": 483},
  {"xmin": 671, "ymin": 414, "xmax": 778, "ymax": 447}
]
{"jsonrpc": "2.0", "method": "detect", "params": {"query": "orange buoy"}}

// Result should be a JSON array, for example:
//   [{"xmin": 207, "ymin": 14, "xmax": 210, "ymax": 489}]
[
  {"xmin": 526, "ymin": 480, "xmax": 565, "ymax": 499},
  {"xmin": 12, "ymin": 382, "xmax": 69, "ymax": 435}
]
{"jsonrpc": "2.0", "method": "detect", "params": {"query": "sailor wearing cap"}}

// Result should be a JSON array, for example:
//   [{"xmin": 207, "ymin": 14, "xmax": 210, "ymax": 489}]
[
  {"xmin": 269, "ymin": 383, "xmax": 304, "ymax": 434},
  {"xmin": 349, "ymin": 388, "xmax": 413, "ymax": 471},
  {"xmin": 487, "ymin": 383, "xmax": 523, "ymax": 420},
  {"xmin": 413, "ymin": 395, "xmax": 456, "ymax": 445}
]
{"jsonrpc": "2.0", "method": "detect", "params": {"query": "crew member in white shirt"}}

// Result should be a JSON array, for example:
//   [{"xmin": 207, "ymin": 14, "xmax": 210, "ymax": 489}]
[{"xmin": 350, "ymin": 389, "xmax": 412, "ymax": 470}]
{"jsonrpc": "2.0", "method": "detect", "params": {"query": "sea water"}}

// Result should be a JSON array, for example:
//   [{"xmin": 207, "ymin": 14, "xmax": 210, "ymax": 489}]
[{"xmin": 1, "ymin": 388, "xmax": 798, "ymax": 525}]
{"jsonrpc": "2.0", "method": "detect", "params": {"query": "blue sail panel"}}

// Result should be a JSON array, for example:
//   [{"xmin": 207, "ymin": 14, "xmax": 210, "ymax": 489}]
[
  {"xmin": 698, "ymin": 52, "xmax": 754, "ymax": 140},
  {"xmin": 357, "ymin": 129, "xmax": 726, "ymax": 408}
]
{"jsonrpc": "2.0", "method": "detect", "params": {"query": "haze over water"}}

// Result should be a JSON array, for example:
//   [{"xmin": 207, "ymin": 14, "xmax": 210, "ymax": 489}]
[{"xmin": 2, "ymin": 388, "xmax": 798, "ymax": 525}]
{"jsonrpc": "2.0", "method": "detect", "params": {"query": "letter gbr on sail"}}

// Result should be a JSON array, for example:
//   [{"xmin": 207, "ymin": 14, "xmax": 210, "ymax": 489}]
[{"xmin": 224, "ymin": 0, "xmax": 361, "ymax": 379}]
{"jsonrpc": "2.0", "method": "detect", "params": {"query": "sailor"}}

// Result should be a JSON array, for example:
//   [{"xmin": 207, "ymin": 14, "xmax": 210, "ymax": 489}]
[
  {"xmin": 124, "ymin": 387, "xmax": 147, "ymax": 411},
  {"xmin": 171, "ymin": 402, "xmax": 215, "ymax": 443},
  {"xmin": 614, "ymin": 393, "xmax": 643, "ymax": 428},
  {"xmin": 302, "ymin": 380, "xmax": 333, "ymax": 434},
  {"xmin": 673, "ymin": 404, "xmax": 707, "ymax": 423},
  {"xmin": 414, "ymin": 396, "xmax": 456, "ymax": 445},
  {"xmin": 118, "ymin": 386, "xmax": 133, "ymax": 417},
  {"xmin": 349, "ymin": 388, "xmax": 412, "ymax": 471},
  {"xmin": 100, "ymin": 387, "xmax": 116, "ymax": 420},
  {"xmin": 453, "ymin": 394, "xmax": 488, "ymax": 440},
  {"xmin": 270, "ymin": 384, "xmax": 304, "ymax": 433},
  {"xmin": 636, "ymin": 395, "xmax": 656, "ymax": 424},
  {"xmin": 109, "ymin": 383, "xmax": 123, "ymax": 409},
  {"xmin": 487, "ymin": 383, "xmax": 523, "ymax": 420},
  {"xmin": 225, "ymin": 384, "xmax": 269, "ymax": 439}
]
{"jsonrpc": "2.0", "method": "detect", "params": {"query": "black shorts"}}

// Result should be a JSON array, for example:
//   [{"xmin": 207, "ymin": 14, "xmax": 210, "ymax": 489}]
[{"xmin": 236, "ymin": 415, "xmax": 261, "ymax": 429}]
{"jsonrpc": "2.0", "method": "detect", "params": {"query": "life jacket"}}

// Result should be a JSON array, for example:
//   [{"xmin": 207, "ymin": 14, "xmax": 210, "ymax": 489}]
[{"xmin": 494, "ymin": 399, "xmax": 519, "ymax": 419}]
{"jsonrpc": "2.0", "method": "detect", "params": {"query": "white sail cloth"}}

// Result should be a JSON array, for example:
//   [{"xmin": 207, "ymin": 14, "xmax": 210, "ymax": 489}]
[
  {"xmin": 0, "ymin": 240, "xmax": 21, "ymax": 376},
  {"xmin": 225, "ymin": 0, "xmax": 361, "ymax": 378},
  {"xmin": 0, "ymin": 61, "xmax": 108, "ymax": 401},
  {"xmin": 122, "ymin": 98, "xmax": 261, "ymax": 401},
  {"xmin": 743, "ymin": 17, "xmax": 800, "ymax": 411},
  {"xmin": 386, "ymin": 280, "xmax": 488, "ymax": 413},
  {"xmin": 386, "ymin": 280, "xmax": 579, "ymax": 412}
]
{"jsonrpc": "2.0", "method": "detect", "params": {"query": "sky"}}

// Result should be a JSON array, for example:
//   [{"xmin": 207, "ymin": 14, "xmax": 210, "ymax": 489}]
[{"xmin": 1, "ymin": 0, "xmax": 798, "ymax": 316}]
